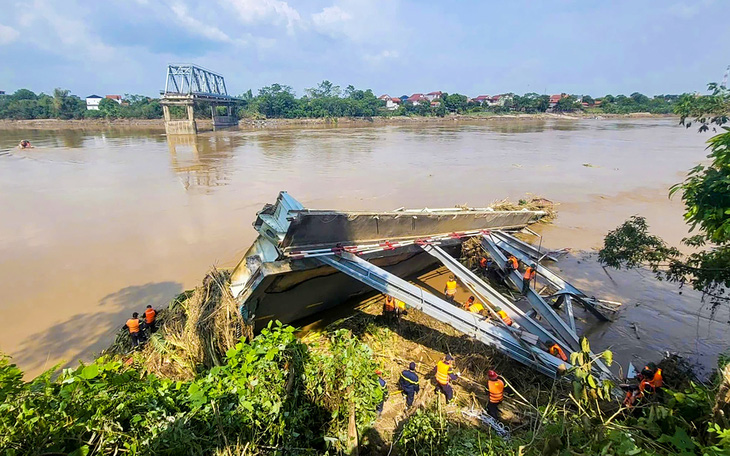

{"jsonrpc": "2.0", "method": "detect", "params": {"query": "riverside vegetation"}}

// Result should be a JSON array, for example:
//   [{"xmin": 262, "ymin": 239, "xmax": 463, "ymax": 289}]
[{"xmin": 0, "ymin": 81, "xmax": 679, "ymax": 122}]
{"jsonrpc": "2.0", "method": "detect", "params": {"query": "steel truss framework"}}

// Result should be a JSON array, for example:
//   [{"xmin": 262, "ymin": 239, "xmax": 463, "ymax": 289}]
[{"xmin": 163, "ymin": 64, "xmax": 233, "ymax": 102}]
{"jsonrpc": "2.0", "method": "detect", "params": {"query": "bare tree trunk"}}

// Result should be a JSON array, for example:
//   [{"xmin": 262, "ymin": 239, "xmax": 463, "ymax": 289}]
[
  {"xmin": 347, "ymin": 393, "xmax": 359, "ymax": 456},
  {"xmin": 713, "ymin": 363, "xmax": 730, "ymax": 429}
]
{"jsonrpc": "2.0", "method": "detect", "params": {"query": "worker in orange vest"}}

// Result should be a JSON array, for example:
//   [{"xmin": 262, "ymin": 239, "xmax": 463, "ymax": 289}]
[
  {"xmin": 144, "ymin": 305, "xmax": 157, "ymax": 334},
  {"xmin": 444, "ymin": 276, "xmax": 458, "ymax": 303},
  {"xmin": 464, "ymin": 296, "xmax": 487, "ymax": 317},
  {"xmin": 547, "ymin": 340, "xmax": 568, "ymax": 362},
  {"xmin": 124, "ymin": 312, "xmax": 143, "ymax": 349},
  {"xmin": 433, "ymin": 354, "xmax": 459, "ymax": 403},
  {"xmin": 394, "ymin": 298, "xmax": 407, "ymax": 323},
  {"xmin": 641, "ymin": 363, "xmax": 663, "ymax": 393},
  {"xmin": 486, "ymin": 370, "xmax": 505, "ymax": 419},
  {"xmin": 505, "ymin": 255, "xmax": 519, "ymax": 274},
  {"xmin": 383, "ymin": 295, "xmax": 397, "ymax": 324},
  {"xmin": 522, "ymin": 263, "xmax": 537, "ymax": 294},
  {"xmin": 494, "ymin": 307, "xmax": 513, "ymax": 326}
]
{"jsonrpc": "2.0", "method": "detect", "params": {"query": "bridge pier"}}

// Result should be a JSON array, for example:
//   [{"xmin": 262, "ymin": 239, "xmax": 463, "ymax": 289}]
[
  {"xmin": 210, "ymin": 103, "xmax": 238, "ymax": 130},
  {"xmin": 162, "ymin": 99, "xmax": 197, "ymax": 135}
]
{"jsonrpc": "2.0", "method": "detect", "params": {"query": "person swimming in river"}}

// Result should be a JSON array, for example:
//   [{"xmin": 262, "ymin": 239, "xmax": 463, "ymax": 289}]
[{"xmin": 18, "ymin": 140, "xmax": 33, "ymax": 149}]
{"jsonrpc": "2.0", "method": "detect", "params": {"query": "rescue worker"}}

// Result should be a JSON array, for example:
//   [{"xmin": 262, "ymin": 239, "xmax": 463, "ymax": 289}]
[
  {"xmin": 522, "ymin": 263, "xmax": 537, "ymax": 294},
  {"xmin": 479, "ymin": 257, "xmax": 489, "ymax": 275},
  {"xmin": 434, "ymin": 354, "xmax": 459, "ymax": 403},
  {"xmin": 641, "ymin": 363, "xmax": 663, "ymax": 393},
  {"xmin": 383, "ymin": 295, "xmax": 397, "ymax": 324},
  {"xmin": 18, "ymin": 140, "xmax": 33, "ymax": 149},
  {"xmin": 505, "ymin": 255, "xmax": 519, "ymax": 274},
  {"xmin": 494, "ymin": 307, "xmax": 513, "ymax": 326},
  {"xmin": 444, "ymin": 276, "xmax": 458, "ymax": 303},
  {"xmin": 465, "ymin": 296, "xmax": 487, "ymax": 317},
  {"xmin": 376, "ymin": 370, "xmax": 387, "ymax": 415},
  {"xmin": 144, "ymin": 304, "xmax": 157, "ymax": 334},
  {"xmin": 486, "ymin": 370, "xmax": 505, "ymax": 419},
  {"xmin": 547, "ymin": 340, "xmax": 568, "ymax": 362},
  {"xmin": 399, "ymin": 362, "xmax": 420, "ymax": 408},
  {"xmin": 124, "ymin": 312, "xmax": 143, "ymax": 349}
]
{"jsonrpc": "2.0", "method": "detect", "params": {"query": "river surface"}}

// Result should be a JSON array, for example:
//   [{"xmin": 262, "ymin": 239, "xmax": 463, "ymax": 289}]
[{"xmin": 1, "ymin": 118, "xmax": 728, "ymax": 378}]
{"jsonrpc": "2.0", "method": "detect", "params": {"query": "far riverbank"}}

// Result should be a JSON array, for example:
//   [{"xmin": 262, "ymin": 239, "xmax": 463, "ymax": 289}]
[{"xmin": 0, "ymin": 112, "xmax": 676, "ymax": 131}]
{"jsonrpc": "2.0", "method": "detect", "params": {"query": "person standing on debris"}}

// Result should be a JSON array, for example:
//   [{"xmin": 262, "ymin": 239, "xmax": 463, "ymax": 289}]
[
  {"xmin": 479, "ymin": 256, "xmax": 489, "ymax": 274},
  {"xmin": 376, "ymin": 370, "xmax": 387, "ymax": 415},
  {"xmin": 124, "ymin": 312, "xmax": 143, "ymax": 349},
  {"xmin": 547, "ymin": 340, "xmax": 568, "ymax": 362},
  {"xmin": 444, "ymin": 276, "xmax": 458, "ymax": 303},
  {"xmin": 522, "ymin": 264, "xmax": 537, "ymax": 294},
  {"xmin": 434, "ymin": 355, "xmax": 460, "ymax": 403},
  {"xmin": 399, "ymin": 362, "xmax": 420, "ymax": 408},
  {"xmin": 144, "ymin": 305, "xmax": 157, "ymax": 334},
  {"xmin": 486, "ymin": 370, "xmax": 505, "ymax": 419},
  {"xmin": 395, "ymin": 298, "xmax": 407, "ymax": 323},
  {"xmin": 640, "ymin": 363, "xmax": 663, "ymax": 393},
  {"xmin": 383, "ymin": 295, "xmax": 397, "ymax": 323},
  {"xmin": 506, "ymin": 255, "xmax": 519, "ymax": 274},
  {"xmin": 494, "ymin": 307, "xmax": 513, "ymax": 326}
]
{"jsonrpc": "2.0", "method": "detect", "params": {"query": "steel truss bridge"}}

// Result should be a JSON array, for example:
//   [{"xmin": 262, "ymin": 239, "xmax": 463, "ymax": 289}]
[{"xmin": 160, "ymin": 64, "xmax": 239, "ymax": 134}]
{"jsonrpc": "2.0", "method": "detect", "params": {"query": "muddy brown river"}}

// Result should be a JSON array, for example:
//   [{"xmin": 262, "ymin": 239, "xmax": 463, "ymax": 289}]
[{"xmin": 1, "ymin": 118, "xmax": 727, "ymax": 378}]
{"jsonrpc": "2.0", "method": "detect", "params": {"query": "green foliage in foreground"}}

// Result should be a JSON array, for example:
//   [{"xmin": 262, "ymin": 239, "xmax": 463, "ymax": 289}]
[{"xmin": 0, "ymin": 323, "xmax": 382, "ymax": 455}]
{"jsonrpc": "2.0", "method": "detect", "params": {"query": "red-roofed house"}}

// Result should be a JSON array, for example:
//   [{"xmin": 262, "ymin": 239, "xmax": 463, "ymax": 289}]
[
  {"xmin": 425, "ymin": 91, "xmax": 443, "ymax": 101},
  {"xmin": 379, "ymin": 94, "xmax": 401, "ymax": 110},
  {"xmin": 549, "ymin": 94, "xmax": 567, "ymax": 108},
  {"xmin": 407, "ymin": 93, "xmax": 427, "ymax": 105},
  {"xmin": 473, "ymin": 95, "xmax": 491, "ymax": 104},
  {"xmin": 106, "ymin": 94, "xmax": 123, "ymax": 105}
]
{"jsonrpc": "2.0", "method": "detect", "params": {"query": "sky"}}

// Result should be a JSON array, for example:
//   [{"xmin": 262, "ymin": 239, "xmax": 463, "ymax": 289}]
[{"xmin": 0, "ymin": 0, "xmax": 728, "ymax": 99}]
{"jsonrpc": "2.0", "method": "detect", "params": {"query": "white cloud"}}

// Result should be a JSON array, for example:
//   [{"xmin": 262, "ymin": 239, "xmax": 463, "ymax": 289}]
[
  {"xmin": 364, "ymin": 49, "xmax": 399, "ymax": 63},
  {"xmin": 0, "ymin": 24, "xmax": 19, "ymax": 45},
  {"xmin": 222, "ymin": 0, "xmax": 301, "ymax": 32},
  {"xmin": 170, "ymin": 3, "xmax": 245, "ymax": 45},
  {"xmin": 312, "ymin": 5, "xmax": 352, "ymax": 29}
]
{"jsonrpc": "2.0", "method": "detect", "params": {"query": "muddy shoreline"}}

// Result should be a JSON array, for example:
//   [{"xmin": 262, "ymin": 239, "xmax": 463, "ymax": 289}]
[{"xmin": 0, "ymin": 112, "xmax": 676, "ymax": 131}]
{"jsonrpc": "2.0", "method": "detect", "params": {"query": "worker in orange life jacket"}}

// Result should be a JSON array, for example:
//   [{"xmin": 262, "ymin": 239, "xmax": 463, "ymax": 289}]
[
  {"xmin": 433, "ymin": 354, "xmax": 459, "ymax": 403},
  {"xmin": 641, "ymin": 363, "xmax": 663, "ymax": 393},
  {"xmin": 124, "ymin": 312, "xmax": 143, "ymax": 349},
  {"xmin": 144, "ymin": 305, "xmax": 157, "ymax": 334},
  {"xmin": 494, "ymin": 307, "xmax": 513, "ymax": 326},
  {"xmin": 546, "ymin": 340, "xmax": 568, "ymax": 362},
  {"xmin": 505, "ymin": 255, "xmax": 519, "ymax": 274},
  {"xmin": 383, "ymin": 295, "xmax": 397, "ymax": 324},
  {"xmin": 486, "ymin": 370, "xmax": 505, "ymax": 419},
  {"xmin": 522, "ymin": 264, "xmax": 537, "ymax": 294}
]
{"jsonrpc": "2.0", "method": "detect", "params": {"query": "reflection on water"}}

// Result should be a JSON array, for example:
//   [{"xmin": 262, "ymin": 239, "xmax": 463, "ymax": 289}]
[{"xmin": 0, "ymin": 118, "xmax": 724, "ymax": 378}]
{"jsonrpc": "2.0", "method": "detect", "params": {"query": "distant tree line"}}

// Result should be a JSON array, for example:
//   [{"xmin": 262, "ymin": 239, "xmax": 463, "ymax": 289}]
[{"xmin": 0, "ymin": 83, "xmax": 684, "ymax": 121}]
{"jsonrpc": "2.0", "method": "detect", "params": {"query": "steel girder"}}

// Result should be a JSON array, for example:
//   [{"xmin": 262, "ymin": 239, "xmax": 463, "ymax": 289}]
[
  {"xmin": 318, "ymin": 252, "xmax": 568, "ymax": 379},
  {"xmin": 164, "ymin": 64, "xmax": 231, "ymax": 99}
]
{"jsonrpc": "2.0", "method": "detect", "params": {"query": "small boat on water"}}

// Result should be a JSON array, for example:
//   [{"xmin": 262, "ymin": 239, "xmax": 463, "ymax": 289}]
[{"xmin": 229, "ymin": 192, "xmax": 545, "ymax": 329}]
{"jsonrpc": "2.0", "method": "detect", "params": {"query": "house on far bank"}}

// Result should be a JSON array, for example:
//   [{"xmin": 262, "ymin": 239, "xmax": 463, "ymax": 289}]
[
  {"xmin": 399, "ymin": 95, "xmax": 409, "ymax": 102},
  {"xmin": 487, "ymin": 94, "xmax": 512, "ymax": 107},
  {"xmin": 473, "ymin": 95, "xmax": 491, "ymax": 104},
  {"xmin": 407, "ymin": 93, "xmax": 427, "ymax": 105},
  {"xmin": 105, "ymin": 95, "xmax": 123, "ymax": 104},
  {"xmin": 378, "ymin": 94, "xmax": 401, "ymax": 110},
  {"xmin": 86, "ymin": 95, "xmax": 103, "ymax": 110},
  {"xmin": 549, "ymin": 93, "xmax": 567, "ymax": 109},
  {"xmin": 425, "ymin": 91, "xmax": 443, "ymax": 102},
  {"xmin": 0, "ymin": 90, "xmax": 5, "ymax": 95}
]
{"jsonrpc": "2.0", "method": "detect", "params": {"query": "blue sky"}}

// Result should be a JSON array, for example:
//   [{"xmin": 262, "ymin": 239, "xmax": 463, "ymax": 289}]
[{"xmin": 0, "ymin": 0, "xmax": 727, "ymax": 98}]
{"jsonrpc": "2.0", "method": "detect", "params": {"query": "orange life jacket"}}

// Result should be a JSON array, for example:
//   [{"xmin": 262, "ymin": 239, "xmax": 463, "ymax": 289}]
[
  {"xmin": 436, "ymin": 361, "xmax": 452, "ymax": 385},
  {"xmin": 549, "ymin": 344, "xmax": 568, "ymax": 362},
  {"xmin": 650, "ymin": 369, "xmax": 663, "ymax": 388},
  {"xmin": 145, "ymin": 308, "xmax": 156, "ymax": 324},
  {"xmin": 384, "ymin": 295, "xmax": 396, "ymax": 311},
  {"xmin": 126, "ymin": 318, "xmax": 140, "ymax": 334},
  {"xmin": 479, "ymin": 257, "xmax": 488, "ymax": 268},
  {"xmin": 523, "ymin": 267, "xmax": 536, "ymax": 281},
  {"xmin": 497, "ymin": 310, "xmax": 513, "ymax": 326},
  {"xmin": 508, "ymin": 257, "xmax": 519, "ymax": 269},
  {"xmin": 488, "ymin": 379, "xmax": 504, "ymax": 403}
]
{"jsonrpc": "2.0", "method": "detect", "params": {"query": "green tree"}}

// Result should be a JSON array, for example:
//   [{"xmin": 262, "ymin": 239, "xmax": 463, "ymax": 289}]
[
  {"xmin": 443, "ymin": 93, "xmax": 468, "ymax": 113},
  {"xmin": 98, "ymin": 97, "xmax": 121, "ymax": 119},
  {"xmin": 554, "ymin": 95, "xmax": 580, "ymax": 112},
  {"xmin": 255, "ymin": 84, "xmax": 298, "ymax": 118},
  {"xmin": 306, "ymin": 80, "xmax": 341, "ymax": 99}
]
